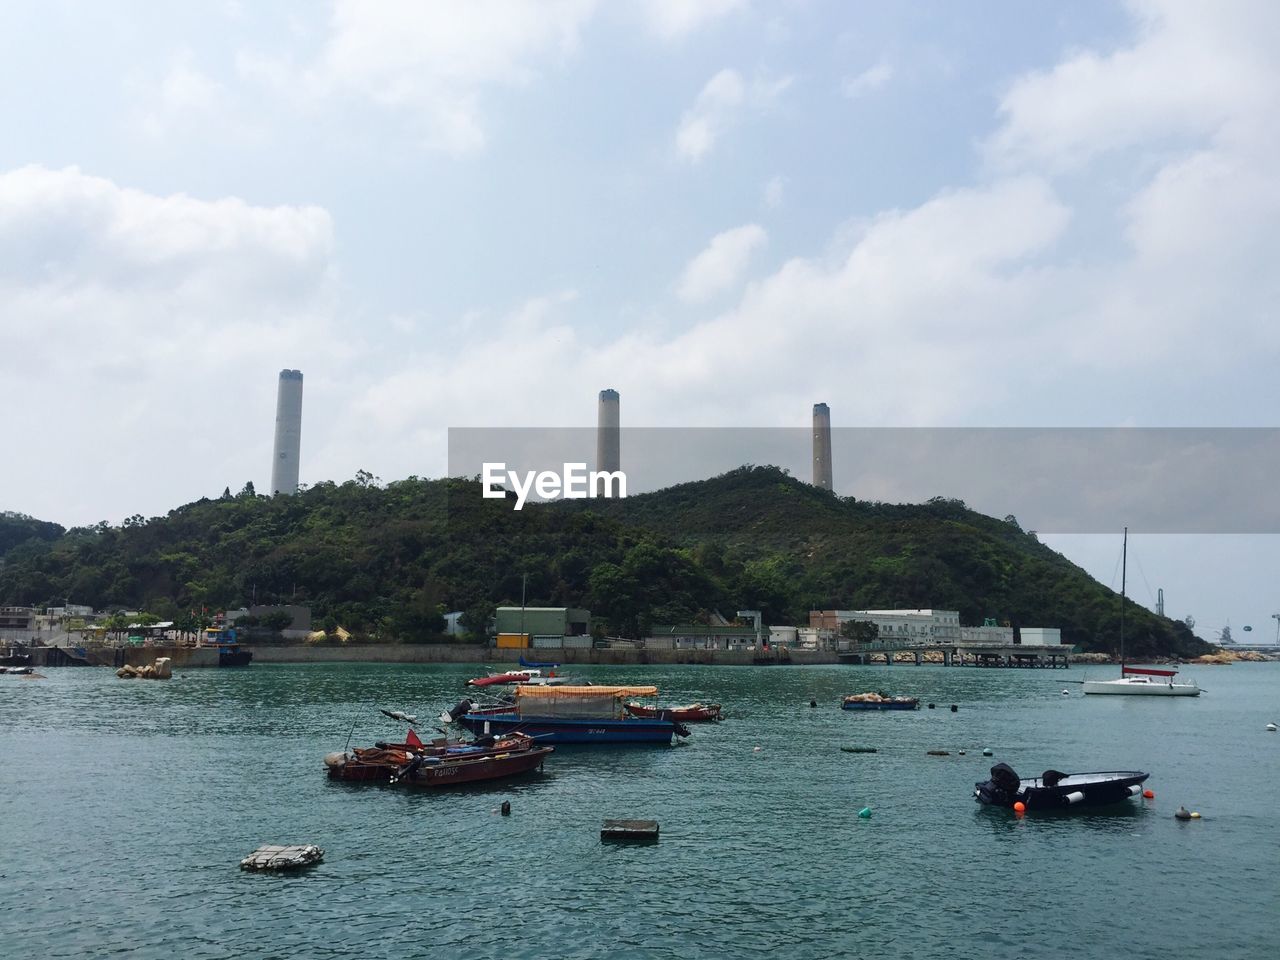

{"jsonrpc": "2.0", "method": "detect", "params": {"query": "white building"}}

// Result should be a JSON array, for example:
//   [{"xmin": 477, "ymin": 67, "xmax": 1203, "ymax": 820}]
[
  {"xmin": 960, "ymin": 624, "xmax": 1014, "ymax": 644},
  {"xmin": 829, "ymin": 609, "xmax": 962, "ymax": 644},
  {"xmin": 1019, "ymin": 627, "xmax": 1064, "ymax": 645}
]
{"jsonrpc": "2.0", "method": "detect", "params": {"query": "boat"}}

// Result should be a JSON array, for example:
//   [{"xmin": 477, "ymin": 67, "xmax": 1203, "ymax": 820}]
[
  {"xmin": 455, "ymin": 685, "xmax": 691, "ymax": 744},
  {"xmin": 841, "ymin": 693, "xmax": 920, "ymax": 711},
  {"xmin": 519, "ymin": 655, "xmax": 560, "ymax": 669},
  {"xmin": 974, "ymin": 762, "xmax": 1150, "ymax": 811},
  {"xmin": 624, "ymin": 702, "xmax": 722, "ymax": 722},
  {"xmin": 202, "ymin": 624, "xmax": 253, "ymax": 667},
  {"xmin": 324, "ymin": 730, "xmax": 552, "ymax": 786},
  {"xmin": 468, "ymin": 668, "xmax": 573, "ymax": 687},
  {"xmin": 1082, "ymin": 528, "xmax": 1200, "ymax": 697},
  {"xmin": 1082, "ymin": 665, "xmax": 1200, "ymax": 696},
  {"xmin": 0, "ymin": 647, "xmax": 32, "ymax": 667}
]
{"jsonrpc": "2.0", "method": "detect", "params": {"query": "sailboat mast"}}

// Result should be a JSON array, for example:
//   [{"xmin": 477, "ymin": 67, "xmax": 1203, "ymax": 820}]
[{"xmin": 1120, "ymin": 527, "xmax": 1127, "ymax": 668}]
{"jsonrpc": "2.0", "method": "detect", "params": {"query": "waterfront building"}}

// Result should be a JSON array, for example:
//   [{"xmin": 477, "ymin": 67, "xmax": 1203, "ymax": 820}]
[
  {"xmin": 494, "ymin": 607, "xmax": 591, "ymax": 648},
  {"xmin": 645, "ymin": 624, "xmax": 762, "ymax": 651},
  {"xmin": 810, "ymin": 609, "xmax": 962, "ymax": 643}
]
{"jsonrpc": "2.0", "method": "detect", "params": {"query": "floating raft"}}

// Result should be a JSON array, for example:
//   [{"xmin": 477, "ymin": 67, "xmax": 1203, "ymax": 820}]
[
  {"xmin": 601, "ymin": 819, "xmax": 659, "ymax": 843},
  {"xmin": 240, "ymin": 844, "xmax": 325, "ymax": 872},
  {"xmin": 840, "ymin": 746, "xmax": 877, "ymax": 753}
]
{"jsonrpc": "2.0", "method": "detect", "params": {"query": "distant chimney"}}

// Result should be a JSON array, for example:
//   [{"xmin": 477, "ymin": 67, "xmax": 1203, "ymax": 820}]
[
  {"xmin": 271, "ymin": 369, "xmax": 304, "ymax": 495},
  {"xmin": 596, "ymin": 389, "xmax": 620, "ymax": 494},
  {"xmin": 812, "ymin": 402, "xmax": 832, "ymax": 491}
]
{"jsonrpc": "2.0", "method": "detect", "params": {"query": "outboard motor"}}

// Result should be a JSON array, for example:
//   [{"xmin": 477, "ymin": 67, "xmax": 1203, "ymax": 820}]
[
  {"xmin": 390, "ymin": 754, "xmax": 426, "ymax": 786},
  {"xmin": 975, "ymin": 762, "xmax": 1022, "ymax": 806},
  {"xmin": 440, "ymin": 698, "xmax": 473, "ymax": 724}
]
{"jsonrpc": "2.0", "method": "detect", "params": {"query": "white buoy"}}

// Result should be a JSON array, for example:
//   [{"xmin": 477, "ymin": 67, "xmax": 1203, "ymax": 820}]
[
  {"xmin": 982, "ymin": 748, "xmax": 993, "ymax": 757},
  {"xmin": 1267, "ymin": 723, "xmax": 1277, "ymax": 732},
  {"xmin": 1061, "ymin": 689, "xmax": 1070, "ymax": 696}
]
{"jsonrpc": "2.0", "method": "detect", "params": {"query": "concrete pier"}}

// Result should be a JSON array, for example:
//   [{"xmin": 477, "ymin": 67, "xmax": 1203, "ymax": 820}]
[{"xmin": 839, "ymin": 641, "xmax": 1071, "ymax": 668}]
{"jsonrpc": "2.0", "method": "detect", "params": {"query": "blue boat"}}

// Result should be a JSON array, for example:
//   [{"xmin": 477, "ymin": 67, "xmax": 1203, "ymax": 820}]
[
  {"xmin": 519, "ymin": 655, "xmax": 561, "ymax": 669},
  {"xmin": 458, "ymin": 712, "xmax": 683, "ymax": 744},
  {"xmin": 456, "ymin": 684, "xmax": 688, "ymax": 745}
]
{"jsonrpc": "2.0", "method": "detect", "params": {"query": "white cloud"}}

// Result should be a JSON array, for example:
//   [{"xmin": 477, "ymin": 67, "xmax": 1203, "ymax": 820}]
[
  {"xmin": 303, "ymin": 0, "xmax": 598, "ymax": 153},
  {"xmin": 676, "ymin": 223, "xmax": 767, "ymax": 303},
  {"xmin": 131, "ymin": 52, "xmax": 235, "ymax": 141},
  {"xmin": 762, "ymin": 174, "xmax": 785, "ymax": 208},
  {"xmin": 987, "ymin": 0, "xmax": 1278, "ymax": 171},
  {"xmin": 675, "ymin": 68, "xmax": 790, "ymax": 162},
  {"xmin": 0, "ymin": 165, "xmax": 339, "ymax": 522},
  {"xmin": 643, "ymin": 0, "xmax": 747, "ymax": 40},
  {"xmin": 841, "ymin": 60, "xmax": 892, "ymax": 100}
]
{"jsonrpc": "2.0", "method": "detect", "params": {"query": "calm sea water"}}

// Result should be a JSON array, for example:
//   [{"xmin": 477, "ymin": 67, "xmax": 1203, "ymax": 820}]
[{"xmin": 1, "ymin": 661, "xmax": 1277, "ymax": 960}]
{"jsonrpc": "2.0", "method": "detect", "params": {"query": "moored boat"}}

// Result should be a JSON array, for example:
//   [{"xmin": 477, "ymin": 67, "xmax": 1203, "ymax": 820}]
[
  {"xmin": 1084, "ymin": 528, "xmax": 1199, "ymax": 697},
  {"xmin": 202, "ymin": 624, "xmax": 253, "ymax": 667},
  {"xmin": 456, "ymin": 685, "xmax": 690, "ymax": 744},
  {"xmin": 468, "ymin": 668, "xmax": 573, "ymax": 687},
  {"xmin": 1082, "ymin": 666, "xmax": 1200, "ymax": 697},
  {"xmin": 841, "ymin": 693, "xmax": 919, "ymax": 711},
  {"xmin": 624, "ymin": 702, "xmax": 722, "ymax": 722},
  {"xmin": 325, "ymin": 731, "xmax": 552, "ymax": 786},
  {"xmin": 974, "ymin": 763, "xmax": 1149, "ymax": 811}
]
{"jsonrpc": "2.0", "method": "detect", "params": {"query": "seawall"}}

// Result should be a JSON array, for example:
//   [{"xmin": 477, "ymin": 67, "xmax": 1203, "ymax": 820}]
[{"xmin": 245, "ymin": 644, "xmax": 841, "ymax": 667}]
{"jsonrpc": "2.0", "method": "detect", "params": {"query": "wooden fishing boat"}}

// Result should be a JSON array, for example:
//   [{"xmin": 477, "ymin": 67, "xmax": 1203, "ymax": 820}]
[
  {"xmin": 623, "ymin": 701, "xmax": 722, "ymax": 722},
  {"xmin": 841, "ymin": 693, "xmax": 919, "ymax": 711},
  {"xmin": 974, "ymin": 763, "xmax": 1150, "ymax": 811},
  {"xmin": 324, "ymin": 731, "xmax": 551, "ymax": 786}
]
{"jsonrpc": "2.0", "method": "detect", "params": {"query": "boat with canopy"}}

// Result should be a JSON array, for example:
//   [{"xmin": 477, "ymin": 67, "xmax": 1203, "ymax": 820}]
[{"xmin": 456, "ymin": 685, "xmax": 690, "ymax": 744}]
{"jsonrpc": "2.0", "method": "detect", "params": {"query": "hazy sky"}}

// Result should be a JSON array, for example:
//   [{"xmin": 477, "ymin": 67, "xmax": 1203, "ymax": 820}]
[{"xmin": 3, "ymin": 1, "xmax": 1277, "ymax": 639}]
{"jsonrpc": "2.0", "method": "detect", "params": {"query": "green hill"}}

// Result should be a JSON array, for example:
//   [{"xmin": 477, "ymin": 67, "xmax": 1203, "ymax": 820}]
[{"xmin": 0, "ymin": 466, "xmax": 1207, "ymax": 657}]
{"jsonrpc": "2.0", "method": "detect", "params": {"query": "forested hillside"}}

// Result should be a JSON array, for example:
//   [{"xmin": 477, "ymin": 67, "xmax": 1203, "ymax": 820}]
[{"xmin": 0, "ymin": 467, "xmax": 1208, "ymax": 656}]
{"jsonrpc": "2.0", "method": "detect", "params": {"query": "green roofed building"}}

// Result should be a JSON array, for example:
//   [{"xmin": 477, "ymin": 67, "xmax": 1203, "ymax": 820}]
[{"xmin": 494, "ymin": 607, "xmax": 590, "ymax": 643}]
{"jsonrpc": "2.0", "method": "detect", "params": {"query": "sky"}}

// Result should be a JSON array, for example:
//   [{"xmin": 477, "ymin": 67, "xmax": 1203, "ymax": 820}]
[{"xmin": 2, "ymin": 0, "xmax": 1278, "ymax": 640}]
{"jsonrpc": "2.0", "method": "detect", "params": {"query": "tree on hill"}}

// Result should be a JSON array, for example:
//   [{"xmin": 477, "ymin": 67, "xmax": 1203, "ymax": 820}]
[{"xmin": 0, "ymin": 467, "xmax": 1210, "ymax": 656}]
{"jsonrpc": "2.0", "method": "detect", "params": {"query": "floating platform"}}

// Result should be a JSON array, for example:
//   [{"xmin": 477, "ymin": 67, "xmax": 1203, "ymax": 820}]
[
  {"xmin": 239, "ymin": 844, "xmax": 325, "ymax": 871},
  {"xmin": 601, "ymin": 819, "xmax": 659, "ymax": 843}
]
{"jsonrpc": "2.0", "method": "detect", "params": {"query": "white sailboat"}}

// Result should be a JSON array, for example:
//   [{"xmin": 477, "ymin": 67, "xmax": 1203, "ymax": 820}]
[{"xmin": 1082, "ymin": 527, "xmax": 1201, "ymax": 697}]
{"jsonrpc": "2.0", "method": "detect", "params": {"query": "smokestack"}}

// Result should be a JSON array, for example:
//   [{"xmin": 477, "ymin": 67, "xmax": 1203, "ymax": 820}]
[
  {"xmin": 271, "ymin": 369, "xmax": 304, "ymax": 495},
  {"xmin": 596, "ymin": 389, "xmax": 620, "ymax": 493},
  {"xmin": 812, "ymin": 402, "xmax": 832, "ymax": 491}
]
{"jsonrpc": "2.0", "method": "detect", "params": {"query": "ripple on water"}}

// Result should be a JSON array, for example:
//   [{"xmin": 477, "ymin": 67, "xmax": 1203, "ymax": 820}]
[{"xmin": 1, "ymin": 662, "xmax": 1278, "ymax": 960}]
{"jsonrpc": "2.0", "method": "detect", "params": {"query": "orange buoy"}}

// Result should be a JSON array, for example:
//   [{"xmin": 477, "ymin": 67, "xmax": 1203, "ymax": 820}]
[
  {"xmin": 1143, "ymin": 789, "xmax": 1155, "ymax": 799},
  {"xmin": 1013, "ymin": 802, "xmax": 1026, "ymax": 813}
]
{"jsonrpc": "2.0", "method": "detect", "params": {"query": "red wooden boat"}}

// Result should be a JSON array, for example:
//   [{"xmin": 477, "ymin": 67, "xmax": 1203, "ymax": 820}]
[
  {"xmin": 467, "ymin": 670, "xmax": 538, "ymax": 687},
  {"xmin": 624, "ymin": 701, "xmax": 722, "ymax": 723},
  {"xmin": 324, "ymin": 732, "xmax": 552, "ymax": 786}
]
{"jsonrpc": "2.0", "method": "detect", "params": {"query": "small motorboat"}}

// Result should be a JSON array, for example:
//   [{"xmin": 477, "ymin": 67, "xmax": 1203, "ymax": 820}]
[
  {"xmin": 467, "ymin": 669, "xmax": 540, "ymax": 687},
  {"xmin": 841, "ymin": 693, "xmax": 920, "ymax": 711},
  {"xmin": 624, "ymin": 702, "xmax": 722, "ymax": 722},
  {"xmin": 325, "ymin": 731, "xmax": 551, "ymax": 786},
  {"xmin": 974, "ymin": 763, "xmax": 1150, "ymax": 811}
]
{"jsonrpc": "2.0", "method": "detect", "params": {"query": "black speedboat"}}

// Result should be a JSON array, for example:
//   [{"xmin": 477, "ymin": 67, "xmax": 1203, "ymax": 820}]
[{"xmin": 974, "ymin": 763, "xmax": 1149, "ymax": 811}]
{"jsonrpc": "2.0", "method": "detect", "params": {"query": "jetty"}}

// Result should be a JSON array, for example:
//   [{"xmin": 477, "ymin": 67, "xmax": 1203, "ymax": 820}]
[{"xmin": 839, "ymin": 640, "xmax": 1071, "ymax": 668}]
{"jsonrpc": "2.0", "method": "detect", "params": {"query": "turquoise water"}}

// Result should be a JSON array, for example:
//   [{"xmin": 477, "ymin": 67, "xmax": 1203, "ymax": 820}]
[{"xmin": 1, "ymin": 662, "xmax": 1277, "ymax": 960}]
